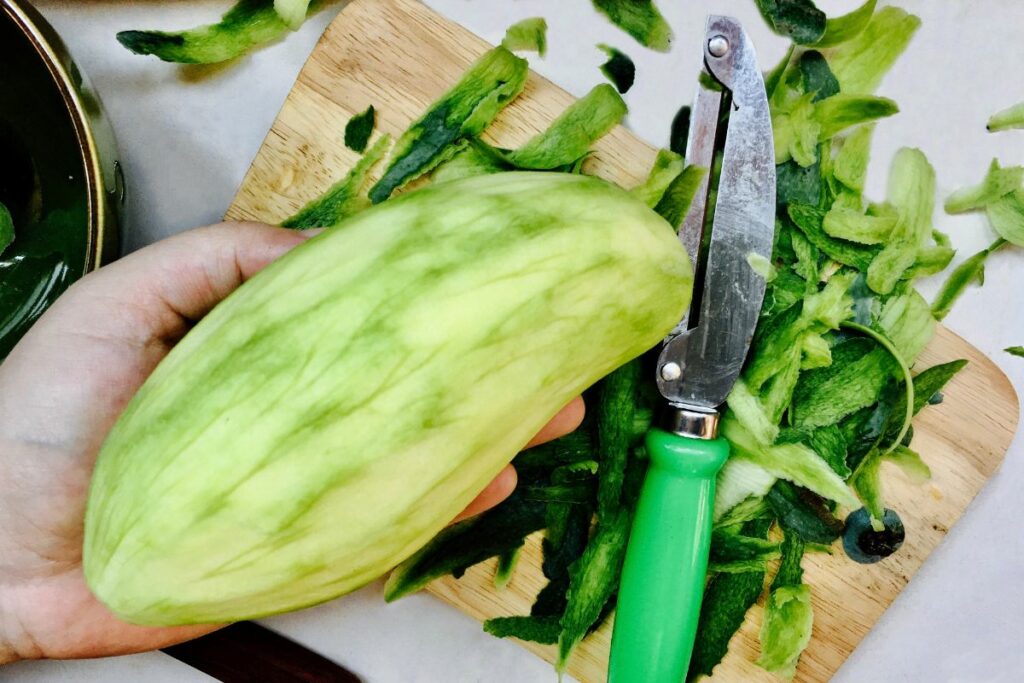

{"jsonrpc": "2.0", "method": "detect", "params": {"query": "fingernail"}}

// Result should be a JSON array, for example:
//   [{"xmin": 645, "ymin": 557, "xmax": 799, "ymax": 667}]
[{"xmin": 297, "ymin": 228, "xmax": 326, "ymax": 239}]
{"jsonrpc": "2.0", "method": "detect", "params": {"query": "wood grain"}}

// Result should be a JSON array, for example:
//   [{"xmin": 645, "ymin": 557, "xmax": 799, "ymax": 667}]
[{"xmin": 227, "ymin": 1, "xmax": 1021, "ymax": 681}]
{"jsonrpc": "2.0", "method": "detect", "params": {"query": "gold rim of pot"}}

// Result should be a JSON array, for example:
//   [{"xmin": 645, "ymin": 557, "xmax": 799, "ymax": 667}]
[{"xmin": 2, "ymin": 0, "xmax": 122, "ymax": 272}]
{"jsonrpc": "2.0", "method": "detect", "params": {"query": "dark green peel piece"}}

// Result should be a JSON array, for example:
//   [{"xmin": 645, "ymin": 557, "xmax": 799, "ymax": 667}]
[
  {"xmin": 117, "ymin": 0, "xmax": 321, "ymax": 64},
  {"xmin": 522, "ymin": 482, "xmax": 595, "ymax": 504},
  {"xmin": 776, "ymin": 159, "xmax": 823, "ymax": 207},
  {"xmin": 484, "ymin": 615, "xmax": 560, "ymax": 644},
  {"xmin": 281, "ymin": 134, "xmax": 390, "ymax": 228},
  {"xmin": 513, "ymin": 430, "xmax": 594, "ymax": 481},
  {"xmin": 767, "ymin": 479, "xmax": 843, "ymax": 543},
  {"xmin": 369, "ymin": 46, "xmax": 528, "ymax": 203},
  {"xmin": 1007, "ymin": 346, "xmax": 1024, "ymax": 358},
  {"xmin": 669, "ymin": 105, "xmax": 691, "ymax": 156},
  {"xmin": 790, "ymin": 338, "xmax": 897, "ymax": 429},
  {"xmin": 557, "ymin": 508, "xmax": 631, "ymax": 672},
  {"xmin": 494, "ymin": 544, "xmax": 523, "ymax": 590},
  {"xmin": 772, "ymin": 530, "xmax": 806, "ymax": 589},
  {"xmin": 687, "ymin": 518, "xmax": 771, "ymax": 682},
  {"xmin": 383, "ymin": 490, "xmax": 546, "ymax": 601},
  {"xmin": 798, "ymin": 51, "xmax": 839, "ymax": 102},
  {"xmin": 907, "ymin": 360, "xmax": 968, "ymax": 416},
  {"xmin": 709, "ymin": 529, "xmax": 781, "ymax": 573},
  {"xmin": 598, "ymin": 44, "xmax": 636, "ymax": 94},
  {"xmin": 591, "ymin": 0, "xmax": 673, "ymax": 52},
  {"xmin": 344, "ymin": 106, "xmax": 375, "ymax": 153},
  {"xmin": 806, "ymin": 425, "xmax": 852, "ymax": 478},
  {"xmin": 596, "ymin": 360, "xmax": 640, "ymax": 518},
  {"xmin": 0, "ymin": 201, "xmax": 13, "ymax": 256},
  {"xmin": 754, "ymin": 0, "xmax": 827, "ymax": 45}
]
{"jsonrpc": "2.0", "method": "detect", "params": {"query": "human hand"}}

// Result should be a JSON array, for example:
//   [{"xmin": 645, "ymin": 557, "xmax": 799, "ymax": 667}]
[{"xmin": 0, "ymin": 222, "xmax": 584, "ymax": 664}]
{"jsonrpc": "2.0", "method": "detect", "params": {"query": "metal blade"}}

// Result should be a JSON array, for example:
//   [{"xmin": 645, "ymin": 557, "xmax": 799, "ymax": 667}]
[{"xmin": 656, "ymin": 15, "xmax": 775, "ymax": 411}]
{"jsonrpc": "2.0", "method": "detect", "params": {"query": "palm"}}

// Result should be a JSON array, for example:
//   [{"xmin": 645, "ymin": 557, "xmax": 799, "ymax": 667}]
[{"xmin": 0, "ymin": 223, "xmax": 583, "ymax": 663}]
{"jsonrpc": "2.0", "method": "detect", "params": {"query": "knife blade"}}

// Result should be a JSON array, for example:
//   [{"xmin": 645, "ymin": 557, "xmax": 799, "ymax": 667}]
[{"xmin": 657, "ymin": 14, "xmax": 775, "ymax": 417}]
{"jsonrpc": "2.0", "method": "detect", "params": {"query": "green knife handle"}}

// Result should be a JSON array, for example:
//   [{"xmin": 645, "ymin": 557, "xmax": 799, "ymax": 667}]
[{"xmin": 608, "ymin": 429, "xmax": 729, "ymax": 683}]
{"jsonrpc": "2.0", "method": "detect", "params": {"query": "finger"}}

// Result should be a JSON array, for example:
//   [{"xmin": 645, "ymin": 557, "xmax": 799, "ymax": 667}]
[
  {"xmin": 524, "ymin": 396, "xmax": 586, "ymax": 448},
  {"xmin": 451, "ymin": 465, "xmax": 517, "ymax": 524}
]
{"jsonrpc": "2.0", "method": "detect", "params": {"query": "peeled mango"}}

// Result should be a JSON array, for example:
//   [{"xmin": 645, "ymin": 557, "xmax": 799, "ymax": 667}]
[{"xmin": 83, "ymin": 172, "xmax": 692, "ymax": 625}]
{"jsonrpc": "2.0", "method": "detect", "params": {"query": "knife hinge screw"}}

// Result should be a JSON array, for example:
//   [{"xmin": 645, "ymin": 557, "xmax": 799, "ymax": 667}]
[
  {"xmin": 660, "ymin": 362, "xmax": 682, "ymax": 381},
  {"xmin": 708, "ymin": 35, "xmax": 730, "ymax": 58}
]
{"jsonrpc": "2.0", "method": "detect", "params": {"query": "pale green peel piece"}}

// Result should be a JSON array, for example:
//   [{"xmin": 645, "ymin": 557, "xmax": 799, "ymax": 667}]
[
  {"xmin": 986, "ymin": 189, "xmax": 1024, "ymax": 247},
  {"xmin": 944, "ymin": 159, "xmax": 1024, "ymax": 214},
  {"xmin": 833, "ymin": 124, "xmax": 874, "ymax": 192},
  {"xmin": 653, "ymin": 165, "xmax": 708, "ymax": 229},
  {"xmin": 714, "ymin": 496, "xmax": 772, "ymax": 529},
  {"xmin": 503, "ymin": 84, "xmax": 627, "ymax": 170},
  {"xmin": 812, "ymin": 0, "xmax": 878, "ymax": 48},
  {"xmin": 812, "ymin": 95, "xmax": 898, "ymax": 140},
  {"xmin": 274, "ymin": 0, "xmax": 309, "ymax": 30},
  {"xmin": 884, "ymin": 445, "xmax": 931, "ymax": 484},
  {"xmin": 800, "ymin": 334, "xmax": 832, "ymax": 370},
  {"xmin": 850, "ymin": 449, "xmax": 884, "ymax": 520},
  {"xmin": 866, "ymin": 148, "xmax": 935, "ymax": 295},
  {"xmin": 714, "ymin": 458, "xmax": 777, "ymax": 522},
  {"xmin": 431, "ymin": 140, "xmax": 508, "ymax": 184},
  {"xmin": 931, "ymin": 239, "xmax": 1008, "ymax": 321},
  {"xmin": 502, "ymin": 17, "xmax": 548, "ymax": 56},
  {"xmin": 987, "ymin": 102, "xmax": 1024, "ymax": 132},
  {"xmin": 825, "ymin": 6, "xmax": 921, "ymax": 96},
  {"xmin": 877, "ymin": 289, "xmax": 935, "ymax": 365},
  {"xmin": 757, "ymin": 584, "xmax": 814, "ymax": 678},
  {"xmin": 722, "ymin": 416, "xmax": 859, "ymax": 509},
  {"xmin": 727, "ymin": 379, "xmax": 780, "ymax": 446},
  {"xmin": 746, "ymin": 253, "xmax": 777, "ymax": 282},
  {"xmin": 823, "ymin": 206, "xmax": 896, "ymax": 245},
  {"xmin": 905, "ymin": 245, "xmax": 955, "ymax": 279},
  {"xmin": 631, "ymin": 149, "xmax": 684, "ymax": 208},
  {"xmin": 773, "ymin": 94, "xmax": 820, "ymax": 167},
  {"xmin": 775, "ymin": 94, "xmax": 895, "ymax": 167}
]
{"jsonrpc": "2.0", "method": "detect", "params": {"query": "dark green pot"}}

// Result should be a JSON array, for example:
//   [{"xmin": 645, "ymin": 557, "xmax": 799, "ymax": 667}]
[{"xmin": 0, "ymin": 0, "xmax": 123, "ymax": 358}]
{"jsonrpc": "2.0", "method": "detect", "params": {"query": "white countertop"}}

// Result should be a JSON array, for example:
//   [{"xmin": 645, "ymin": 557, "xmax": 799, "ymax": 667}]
[{"xmin": 7, "ymin": 1, "xmax": 1024, "ymax": 681}]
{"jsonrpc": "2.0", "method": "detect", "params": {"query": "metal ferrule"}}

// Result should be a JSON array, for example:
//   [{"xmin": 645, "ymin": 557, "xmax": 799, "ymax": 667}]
[{"xmin": 662, "ymin": 404, "xmax": 720, "ymax": 440}]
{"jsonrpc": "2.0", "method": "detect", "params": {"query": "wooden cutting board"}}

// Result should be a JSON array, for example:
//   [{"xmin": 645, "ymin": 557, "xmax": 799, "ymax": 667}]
[{"xmin": 226, "ymin": 1, "xmax": 1021, "ymax": 680}]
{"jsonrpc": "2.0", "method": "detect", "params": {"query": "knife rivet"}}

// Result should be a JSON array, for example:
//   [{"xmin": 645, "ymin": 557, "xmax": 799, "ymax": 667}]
[
  {"xmin": 661, "ymin": 362, "xmax": 682, "ymax": 381},
  {"xmin": 708, "ymin": 35, "xmax": 730, "ymax": 58}
]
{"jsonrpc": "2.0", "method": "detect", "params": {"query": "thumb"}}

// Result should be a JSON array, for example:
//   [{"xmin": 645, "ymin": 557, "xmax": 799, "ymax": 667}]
[{"xmin": 59, "ymin": 222, "xmax": 320, "ymax": 347}]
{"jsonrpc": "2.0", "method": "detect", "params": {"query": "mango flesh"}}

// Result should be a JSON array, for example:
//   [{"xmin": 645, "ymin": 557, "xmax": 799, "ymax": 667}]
[{"xmin": 83, "ymin": 172, "xmax": 692, "ymax": 625}]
